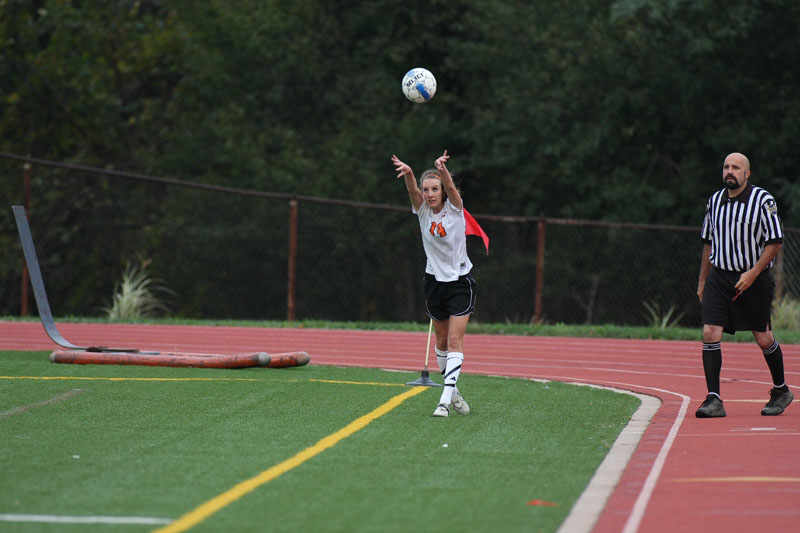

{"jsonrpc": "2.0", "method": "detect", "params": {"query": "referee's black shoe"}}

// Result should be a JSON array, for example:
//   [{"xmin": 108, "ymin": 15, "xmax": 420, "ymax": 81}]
[
  {"xmin": 696, "ymin": 394, "xmax": 726, "ymax": 418},
  {"xmin": 761, "ymin": 387, "xmax": 793, "ymax": 416}
]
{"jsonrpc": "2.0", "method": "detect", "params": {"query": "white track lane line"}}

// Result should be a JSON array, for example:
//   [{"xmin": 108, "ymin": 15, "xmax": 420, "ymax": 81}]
[
  {"xmin": 509, "ymin": 375, "xmax": 689, "ymax": 533},
  {"xmin": 554, "ymin": 384, "xmax": 660, "ymax": 533},
  {"xmin": 620, "ymin": 386, "xmax": 690, "ymax": 533}
]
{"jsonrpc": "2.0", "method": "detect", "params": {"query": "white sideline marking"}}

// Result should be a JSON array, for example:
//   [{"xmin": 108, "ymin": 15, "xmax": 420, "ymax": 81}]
[
  {"xmin": 622, "ymin": 387, "xmax": 690, "ymax": 533},
  {"xmin": 555, "ymin": 384, "xmax": 661, "ymax": 533},
  {"xmin": 520, "ymin": 375, "xmax": 689, "ymax": 533},
  {"xmin": 0, "ymin": 389, "xmax": 84, "ymax": 419},
  {"xmin": 0, "ymin": 513, "xmax": 172, "ymax": 525}
]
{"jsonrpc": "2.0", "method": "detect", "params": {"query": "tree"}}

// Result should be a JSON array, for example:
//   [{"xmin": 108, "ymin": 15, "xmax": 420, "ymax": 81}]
[{"xmin": 2, "ymin": 0, "xmax": 798, "ymax": 319}]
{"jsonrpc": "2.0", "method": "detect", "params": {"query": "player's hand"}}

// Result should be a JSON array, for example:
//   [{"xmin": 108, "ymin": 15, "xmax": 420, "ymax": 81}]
[
  {"xmin": 434, "ymin": 150, "xmax": 450, "ymax": 171},
  {"xmin": 391, "ymin": 155, "xmax": 413, "ymax": 179}
]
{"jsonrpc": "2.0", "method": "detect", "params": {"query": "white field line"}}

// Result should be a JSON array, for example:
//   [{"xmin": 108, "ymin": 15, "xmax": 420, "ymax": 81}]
[
  {"xmin": 1, "ymin": 389, "xmax": 174, "ymax": 527},
  {"xmin": 0, "ymin": 513, "xmax": 172, "ymax": 525},
  {"xmin": 553, "ymin": 384, "xmax": 660, "ymax": 533},
  {"xmin": 621, "ymin": 386, "xmax": 690, "ymax": 533},
  {"xmin": 512, "ymin": 375, "xmax": 689, "ymax": 533},
  {"xmin": 154, "ymin": 386, "xmax": 428, "ymax": 533},
  {"xmin": 0, "ymin": 388, "xmax": 83, "ymax": 419}
]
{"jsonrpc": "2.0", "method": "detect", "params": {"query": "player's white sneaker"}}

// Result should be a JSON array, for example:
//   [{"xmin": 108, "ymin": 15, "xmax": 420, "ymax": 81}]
[
  {"xmin": 451, "ymin": 390, "xmax": 470, "ymax": 415},
  {"xmin": 432, "ymin": 403, "xmax": 450, "ymax": 417}
]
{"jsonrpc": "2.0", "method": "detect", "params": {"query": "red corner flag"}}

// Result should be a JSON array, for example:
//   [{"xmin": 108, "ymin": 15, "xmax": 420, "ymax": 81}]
[{"xmin": 463, "ymin": 207, "xmax": 490, "ymax": 255}]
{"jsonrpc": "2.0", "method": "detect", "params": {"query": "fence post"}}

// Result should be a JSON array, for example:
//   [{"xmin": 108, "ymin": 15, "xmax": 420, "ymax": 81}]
[
  {"xmin": 20, "ymin": 159, "xmax": 31, "ymax": 317},
  {"xmin": 533, "ymin": 218, "xmax": 546, "ymax": 323},
  {"xmin": 286, "ymin": 199, "xmax": 298, "ymax": 321}
]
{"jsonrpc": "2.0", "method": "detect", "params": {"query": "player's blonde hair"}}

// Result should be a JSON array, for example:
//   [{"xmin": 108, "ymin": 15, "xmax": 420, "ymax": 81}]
[
  {"xmin": 419, "ymin": 169, "xmax": 447, "ymax": 201},
  {"xmin": 419, "ymin": 168, "xmax": 462, "ymax": 202},
  {"xmin": 419, "ymin": 168, "xmax": 441, "ymax": 183}
]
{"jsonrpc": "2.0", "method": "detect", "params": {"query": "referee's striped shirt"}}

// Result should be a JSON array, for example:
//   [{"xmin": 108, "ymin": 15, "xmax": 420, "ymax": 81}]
[{"xmin": 701, "ymin": 182, "xmax": 783, "ymax": 272}]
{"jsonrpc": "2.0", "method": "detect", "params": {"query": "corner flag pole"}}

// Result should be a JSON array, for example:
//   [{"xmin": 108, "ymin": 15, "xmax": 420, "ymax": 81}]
[{"xmin": 406, "ymin": 319, "xmax": 442, "ymax": 387}]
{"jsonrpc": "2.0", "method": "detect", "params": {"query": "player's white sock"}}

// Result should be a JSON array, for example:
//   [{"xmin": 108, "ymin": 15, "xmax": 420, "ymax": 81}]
[
  {"xmin": 439, "ymin": 352, "xmax": 463, "ymax": 406},
  {"xmin": 436, "ymin": 347, "xmax": 461, "ymax": 399},
  {"xmin": 435, "ymin": 347, "xmax": 448, "ymax": 374}
]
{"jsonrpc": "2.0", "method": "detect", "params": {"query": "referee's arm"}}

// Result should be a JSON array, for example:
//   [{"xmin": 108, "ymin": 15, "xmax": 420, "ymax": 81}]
[
  {"xmin": 734, "ymin": 242, "xmax": 783, "ymax": 293},
  {"xmin": 697, "ymin": 242, "xmax": 713, "ymax": 302}
]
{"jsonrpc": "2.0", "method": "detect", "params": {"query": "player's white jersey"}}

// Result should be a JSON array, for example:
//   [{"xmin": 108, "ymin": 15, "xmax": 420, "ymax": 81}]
[{"xmin": 414, "ymin": 199, "xmax": 473, "ymax": 282}]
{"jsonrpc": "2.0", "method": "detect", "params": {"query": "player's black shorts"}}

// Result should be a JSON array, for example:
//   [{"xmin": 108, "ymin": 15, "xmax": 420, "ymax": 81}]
[
  {"xmin": 424, "ymin": 273, "xmax": 477, "ymax": 321},
  {"xmin": 701, "ymin": 267, "xmax": 775, "ymax": 334}
]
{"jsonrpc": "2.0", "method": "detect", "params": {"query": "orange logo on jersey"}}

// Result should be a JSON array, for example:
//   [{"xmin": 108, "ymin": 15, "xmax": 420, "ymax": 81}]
[{"xmin": 429, "ymin": 221, "xmax": 447, "ymax": 237}]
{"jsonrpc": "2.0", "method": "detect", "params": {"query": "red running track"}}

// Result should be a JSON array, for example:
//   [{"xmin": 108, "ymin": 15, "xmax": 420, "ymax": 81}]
[{"xmin": 1, "ymin": 321, "xmax": 798, "ymax": 532}]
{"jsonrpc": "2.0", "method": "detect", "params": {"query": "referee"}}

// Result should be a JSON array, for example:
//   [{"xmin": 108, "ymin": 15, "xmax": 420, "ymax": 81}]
[{"xmin": 695, "ymin": 152, "xmax": 792, "ymax": 417}]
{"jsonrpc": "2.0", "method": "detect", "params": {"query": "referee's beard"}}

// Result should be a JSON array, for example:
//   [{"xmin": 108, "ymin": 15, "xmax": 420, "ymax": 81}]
[{"xmin": 724, "ymin": 176, "xmax": 741, "ymax": 189}]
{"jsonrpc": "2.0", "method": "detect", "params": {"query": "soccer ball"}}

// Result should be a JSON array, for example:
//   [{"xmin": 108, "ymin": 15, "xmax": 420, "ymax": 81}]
[{"xmin": 402, "ymin": 68, "xmax": 437, "ymax": 103}]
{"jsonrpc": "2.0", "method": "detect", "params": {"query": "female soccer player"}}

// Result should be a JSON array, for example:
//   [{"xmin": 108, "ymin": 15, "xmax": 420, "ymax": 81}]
[{"xmin": 391, "ymin": 150, "xmax": 476, "ymax": 417}]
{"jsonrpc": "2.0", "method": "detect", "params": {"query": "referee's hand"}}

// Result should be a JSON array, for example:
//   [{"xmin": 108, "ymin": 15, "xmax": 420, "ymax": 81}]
[{"xmin": 735, "ymin": 269, "xmax": 758, "ymax": 293}]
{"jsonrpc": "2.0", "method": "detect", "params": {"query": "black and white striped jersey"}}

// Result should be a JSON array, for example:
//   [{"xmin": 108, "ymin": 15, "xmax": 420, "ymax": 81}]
[{"xmin": 701, "ymin": 182, "xmax": 783, "ymax": 272}]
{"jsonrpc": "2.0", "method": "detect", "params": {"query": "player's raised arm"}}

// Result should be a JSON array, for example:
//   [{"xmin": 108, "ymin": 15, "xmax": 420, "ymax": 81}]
[
  {"xmin": 392, "ymin": 154, "xmax": 423, "ymax": 210},
  {"xmin": 434, "ymin": 150, "xmax": 462, "ymax": 210}
]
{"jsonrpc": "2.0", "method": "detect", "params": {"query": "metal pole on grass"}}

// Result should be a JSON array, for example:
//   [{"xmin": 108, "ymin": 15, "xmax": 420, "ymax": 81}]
[{"xmin": 405, "ymin": 319, "xmax": 442, "ymax": 387}]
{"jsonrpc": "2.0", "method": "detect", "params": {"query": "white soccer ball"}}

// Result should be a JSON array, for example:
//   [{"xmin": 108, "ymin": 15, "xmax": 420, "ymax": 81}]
[{"xmin": 402, "ymin": 68, "xmax": 437, "ymax": 103}]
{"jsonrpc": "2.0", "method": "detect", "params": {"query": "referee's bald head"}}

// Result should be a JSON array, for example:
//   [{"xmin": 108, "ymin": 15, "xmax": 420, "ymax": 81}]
[
  {"xmin": 722, "ymin": 152, "xmax": 751, "ymax": 191},
  {"xmin": 724, "ymin": 152, "xmax": 750, "ymax": 171}
]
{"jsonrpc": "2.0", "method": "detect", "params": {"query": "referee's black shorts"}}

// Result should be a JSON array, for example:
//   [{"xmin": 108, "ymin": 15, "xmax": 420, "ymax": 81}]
[
  {"xmin": 701, "ymin": 267, "xmax": 775, "ymax": 334},
  {"xmin": 424, "ymin": 273, "xmax": 477, "ymax": 321}
]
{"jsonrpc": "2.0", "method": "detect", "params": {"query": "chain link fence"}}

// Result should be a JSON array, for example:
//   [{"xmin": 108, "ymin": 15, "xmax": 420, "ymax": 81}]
[{"xmin": 2, "ymin": 154, "xmax": 798, "ymax": 327}]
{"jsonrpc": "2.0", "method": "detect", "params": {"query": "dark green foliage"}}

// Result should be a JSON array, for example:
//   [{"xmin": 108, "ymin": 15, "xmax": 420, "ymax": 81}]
[
  {"xmin": 4, "ymin": 0, "xmax": 799, "ymax": 218},
  {"xmin": 2, "ymin": 1, "xmax": 799, "ymax": 321}
]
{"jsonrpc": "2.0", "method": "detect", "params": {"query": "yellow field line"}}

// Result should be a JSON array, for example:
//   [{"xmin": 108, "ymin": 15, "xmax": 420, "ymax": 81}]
[
  {"xmin": 0, "ymin": 376, "xmax": 404, "ymax": 386},
  {"xmin": 154, "ymin": 385, "xmax": 427, "ymax": 533}
]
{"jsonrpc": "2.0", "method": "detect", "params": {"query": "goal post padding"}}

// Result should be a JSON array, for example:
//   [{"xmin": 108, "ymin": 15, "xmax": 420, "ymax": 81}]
[{"xmin": 50, "ymin": 351, "xmax": 310, "ymax": 369}]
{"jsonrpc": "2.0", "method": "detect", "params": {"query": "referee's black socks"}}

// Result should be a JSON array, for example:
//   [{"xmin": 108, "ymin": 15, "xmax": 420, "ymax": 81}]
[
  {"xmin": 702, "ymin": 342, "xmax": 722, "ymax": 396},
  {"xmin": 762, "ymin": 340, "xmax": 788, "ymax": 391}
]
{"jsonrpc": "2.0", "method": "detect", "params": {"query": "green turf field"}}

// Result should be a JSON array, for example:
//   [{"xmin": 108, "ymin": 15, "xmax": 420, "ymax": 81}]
[{"xmin": 1, "ymin": 351, "xmax": 639, "ymax": 532}]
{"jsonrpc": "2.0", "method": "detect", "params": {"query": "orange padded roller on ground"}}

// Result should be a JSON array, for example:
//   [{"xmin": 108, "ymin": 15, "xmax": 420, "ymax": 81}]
[{"xmin": 50, "ymin": 350, "xmax": 310, "ymax": 369}]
